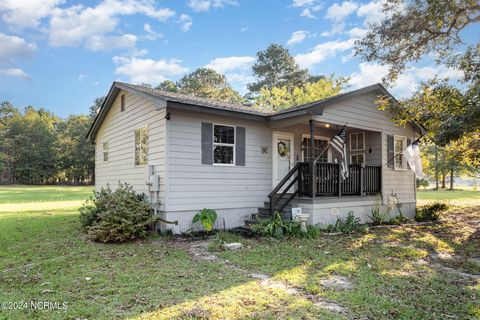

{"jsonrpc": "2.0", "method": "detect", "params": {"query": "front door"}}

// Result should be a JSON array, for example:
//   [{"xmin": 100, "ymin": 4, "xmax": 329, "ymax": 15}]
[{"xmin": 272, "ymin": 132, "xmax": 295, "ymax": 188}]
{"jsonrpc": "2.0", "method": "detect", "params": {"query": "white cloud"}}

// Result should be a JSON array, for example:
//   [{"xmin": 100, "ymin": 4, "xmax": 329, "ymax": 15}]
[
  {"xmin": 179, "ymin": 14, "xmax": 192, "ymax": 32},
  {"xmin": 113, "ymin": 56, "xmax": 188, "ymax": 84},
  {"xmin": 294, "ymin": 39, "xmax": 355, "ymax": 68},
  {"xmin": 187, "ymin": 0, "xmax": 238, "ymax": 12},
  {"xmin": 205, "ymin": 56, "xmax": 256, "ymax": 94},
  {"xmin": 205, "ymin": 56, "xmax": 255, "ymax": 73},
  {"xmin": 0, "ymin": 0, "xmax": 64, "ymax": 29},
  {"xmin": 0, "ymin": 68, "xmax": 31, "ymax": 80},
  {"xmin": 349, "ymin": 62, "xmax": 464, "ymax": 97},
  {"xmin": 85, "ymin": 34, "xmax": 138, "ymax": 51},
  {"xmin": 143, "ymin": 23, "xmax": 163, "ymax": 40},
  {"xmin": 48, "ymin": 0, "xmax": 175, "ymax": 50},
  {"xmin": 323, "ymin": 1, "xmax": 358, "ymax": 35},
  {"xmin": 357, "ymin": 0, "xmax": 385, "ymax": 25},
  {"xmin": 345, "ymin": 26, "xmax": 367, "ymax": 38},
  {"xmin": 0, "ymin": 33, "xmax": 36, "ymax": 79},
  {"xmin": 287, "ymin": 30, "xmax": 309, "ymax": 46},
  {"xmin": 0, "ymin": 33, "xmax": 37, "ymax": 61},
  {"xmin": 326, "ymin": 1, "xmax": 358, "ymax": 22},
  {"xmin": 292, "ymin": 0, "xmax": 322, "ymax": 18}
]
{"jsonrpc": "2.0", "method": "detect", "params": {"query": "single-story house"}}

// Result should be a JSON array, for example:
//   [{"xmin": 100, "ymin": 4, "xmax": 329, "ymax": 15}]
[{"xmin": 86, "ymin": 82, "xmax": 424, "ymax": 233}]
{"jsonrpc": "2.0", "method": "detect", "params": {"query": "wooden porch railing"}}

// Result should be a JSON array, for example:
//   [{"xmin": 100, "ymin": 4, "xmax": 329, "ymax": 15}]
[
  {"xmin": 268, "ymin": 162, "xmax": 309, "ymax": 215},
  {"xmin": 268, "ymin": 162, "xmax": 381, "ymax": 216},
  {"xmin": 309, "ymin": 162, "xmax": 381, "ymax": 197}
]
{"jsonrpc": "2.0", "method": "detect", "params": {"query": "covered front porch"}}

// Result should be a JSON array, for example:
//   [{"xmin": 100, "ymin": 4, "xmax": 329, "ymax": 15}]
[{"xmin": 268, "ymin": 118, "xmax": 383, "ymax": 216}]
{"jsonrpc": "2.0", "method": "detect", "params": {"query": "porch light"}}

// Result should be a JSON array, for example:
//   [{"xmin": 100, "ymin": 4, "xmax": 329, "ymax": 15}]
[{"xmin": 325, "ymin": 123, "xmax": 330, "ymax": 128}]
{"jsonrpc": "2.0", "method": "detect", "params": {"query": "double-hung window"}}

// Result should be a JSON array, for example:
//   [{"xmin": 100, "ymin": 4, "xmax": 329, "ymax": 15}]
[
  {"xmin": 394, "ymin": 135, "xmax": 407, "ymax": 170},
  {"xmin": 134, "ymin": 127, "xmax": 148, "ymax": 166},
  {"xmin": 213, "ymin": 124, "xmax": 235, "ymax": 165},
  {"xmin": 349, "ymin": 132, "xmax": 365, "ymax": 151},
  {"xmin": 103, "ymin": 141, "xmax": 109, "ymax": 162}
]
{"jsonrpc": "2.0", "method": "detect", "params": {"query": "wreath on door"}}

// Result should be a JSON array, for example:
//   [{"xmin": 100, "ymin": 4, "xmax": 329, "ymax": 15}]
[{"xmin": 277, "ymin": 141, "xmax": 289, "ymax": 157}]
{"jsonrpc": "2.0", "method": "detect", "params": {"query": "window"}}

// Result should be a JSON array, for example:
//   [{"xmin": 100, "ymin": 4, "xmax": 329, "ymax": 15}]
[
  {"xmin": 394, "ymin": 136, "xmax": 407, "ymax": 170},
  {"xmin": 134, "ymin": 127, "xmax": 148, "ymax": 166},
  {"xmin": 302, "ymin": 135, "xmax": 330, "ymax": 162},
  {"xmin": 349, "ymin": 132, "xmax": 365, "ymax": 151},
  {"xmin": 120, "ymin": 94, "xmax": 125, "ymax": 112},
  {"xmin": 213, "ymin": 124, "xmax": 235, "ymax": 165},
  {"xmin": 102, "ymin": 141, "xmax": 109, "ymax": 162},
  {"xmin": 350, "ymin": 153, "xmax": 365, "ymax": 164}
]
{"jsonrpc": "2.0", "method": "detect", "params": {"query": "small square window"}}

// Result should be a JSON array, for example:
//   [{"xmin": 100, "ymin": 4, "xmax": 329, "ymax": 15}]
[
  {"xmin": 120, "ymin": 94, "xmax": 125, "ymax": 112},
  {"xmin": 103, "ymin": 141, "xmax": 109, "ymax": 162},
  {"xmin": 213, "ymin": 124, "xmax": 235, "ymax": 165}
]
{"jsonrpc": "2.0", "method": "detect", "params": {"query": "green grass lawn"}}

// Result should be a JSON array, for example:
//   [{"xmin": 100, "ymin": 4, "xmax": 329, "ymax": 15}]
[
  {"xmin": 0, "ymin": 185, "xmax": 93, "ymax": 204},
  {"xmin": 417, "ymin": 188, "xmax": 480, "ymax": 205},
  {"xmin": 0, "ymin": 185, "xmax": 479, "ymax": 319}
]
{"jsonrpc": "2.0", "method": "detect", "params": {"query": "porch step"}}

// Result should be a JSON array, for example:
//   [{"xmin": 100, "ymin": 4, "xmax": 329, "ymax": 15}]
[{"xmin": 237, "ymin": 194, "xmax": 296, "ymax": 231}]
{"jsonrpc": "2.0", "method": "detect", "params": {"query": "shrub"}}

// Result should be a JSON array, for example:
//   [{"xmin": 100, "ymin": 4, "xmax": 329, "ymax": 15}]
[
  {"xmin": 389, "ymin": 213, "xmax": 410, "ymax": 225},
  {"xmin": 193, "ymin": 208, "xmax": 218, "ymax": 232},
  {"xmin": 253, "ymin": 211, "xmax": 308, "ymax": 238},
  {"xmin": 79, "ymin": 183, "xmax": 157, "ymax": 242},
  {"xmin": 326, "ymin": 211, "xmax": 365, "ymax": 234},
  {"xmin": 253, "ymin": 211, "xmax": 284, "ymax": 238},
  {"xmin": 368, "ymin": 196, "xmax": 389, "ymax": 225},
  {"xmin": 305, "ymin": 225, "xmax": 321, "ymax": 238},
  {"xmin": 415, "ymin": 201, "xmax": 449, "ymax": 222},
  {"xmin": 283, "ymin": 219, "xmax": 303, "ymax": 236}
]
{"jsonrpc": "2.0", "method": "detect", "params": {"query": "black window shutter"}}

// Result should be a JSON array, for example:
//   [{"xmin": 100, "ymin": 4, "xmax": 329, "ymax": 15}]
[
  {"xmin": 201, "ymin": 122, "xmax": 213, "ymax": 165},
  {"xmin": 235, "ymin": 127, "xmax": 246, "ymax": 166},
  {"xmin": 387, "ymin": 135, "xmax": 394, "ymax": 169}
]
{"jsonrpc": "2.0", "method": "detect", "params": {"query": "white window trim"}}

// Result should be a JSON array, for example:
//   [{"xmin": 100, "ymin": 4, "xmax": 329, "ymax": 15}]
[
  {"xmin": 213, "ymin": 123, "xmax": 236, "ymax": 166},
  {"xmin": 394, "ymin": 135, "xmax": 407, "ymax": 171},
  {"xmin": 349, "ymin": 132, "xmax": 365, "ymax": 152},
  {"xmin": 102, "ymin": 141, "xmax": 109, "ymax": 163},
  {"xmin": 350, "ymin": 153, "xmax": 365, "ymax": 164},
  {"xmin": 301, "ymin": 134, "xmax": 332, "ymax": 162},
  {"xmin": 134, "ymin": 125, "xmax": 149, "ymax": 167}
]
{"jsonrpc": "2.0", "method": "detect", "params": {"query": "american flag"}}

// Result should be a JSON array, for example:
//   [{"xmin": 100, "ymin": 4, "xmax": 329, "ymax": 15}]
[{"xmin": 329, "ymin": 125, "xmax": 349, "ymax": 180}]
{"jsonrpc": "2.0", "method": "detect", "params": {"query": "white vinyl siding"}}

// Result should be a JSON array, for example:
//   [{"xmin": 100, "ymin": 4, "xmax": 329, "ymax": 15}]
[
  {"xmin": 313, "ymin": 91, "xmax": 417, "ymax": 204},
  {"xmin": 166, "ymin": 109, "xmax": 272, "ymax": 212},
  {"xmin": 94, "ymin": 90, "xmax": 167, "ymax": 209}
]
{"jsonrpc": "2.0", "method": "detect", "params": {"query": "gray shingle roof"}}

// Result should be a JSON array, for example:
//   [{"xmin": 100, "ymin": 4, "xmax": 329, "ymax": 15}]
[
  {"xmin": 118, "ymin": 82, "xmax": 273, "ymax": 116},
  {"xmin": 87, "ymin": 81, "xmax": 411, "ymax": 141}
]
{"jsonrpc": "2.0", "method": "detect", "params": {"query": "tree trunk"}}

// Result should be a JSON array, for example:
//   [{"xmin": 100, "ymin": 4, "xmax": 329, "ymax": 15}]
[
  {"xmin": 434, "ymin": 145, "xmax": 439, "ymax": 190},
  {"xmin": 450, "ymin": 167, "xmax": 454, "ymax": 190},
  {"xmin": 441, "ymin": 173, "xmax": 446, "ymax": 189}
]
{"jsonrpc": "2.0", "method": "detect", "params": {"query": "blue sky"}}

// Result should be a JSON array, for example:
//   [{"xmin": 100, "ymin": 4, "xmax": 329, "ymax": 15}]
[{"xmin": 0, "ymin": 0, "xmax": 478, "ymax": 117}]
